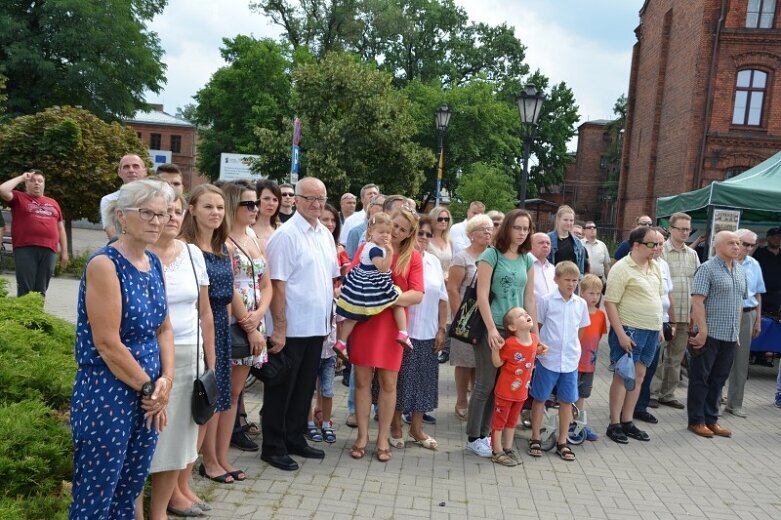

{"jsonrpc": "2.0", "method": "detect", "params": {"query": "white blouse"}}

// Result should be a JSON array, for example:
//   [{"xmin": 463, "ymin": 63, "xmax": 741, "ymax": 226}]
[
  {"xmin": 408, "ymin": 252, "xmax": 448, "ymax": 340},
  {"xmin": 163, "ymin": 241, "xmax": 210, "ymax": 345}
]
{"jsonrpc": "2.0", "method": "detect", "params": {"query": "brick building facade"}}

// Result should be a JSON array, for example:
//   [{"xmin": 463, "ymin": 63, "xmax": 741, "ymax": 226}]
[
  {"xmin": 125, "ymin": 105, "xmax": 204, "ymax": 190},
  {"xmin": 618, "ymin": 0, "xmax": 781, "ymax": 233}
]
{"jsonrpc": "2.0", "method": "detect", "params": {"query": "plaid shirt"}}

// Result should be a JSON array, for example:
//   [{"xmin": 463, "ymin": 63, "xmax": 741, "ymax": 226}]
[
  {"xmin": 662, "ymin": 239, "xmax": 700, "ymax": 324},
  {"xmin": 692, "ymin": 256, "xmax": 747, "ymax": 342}
]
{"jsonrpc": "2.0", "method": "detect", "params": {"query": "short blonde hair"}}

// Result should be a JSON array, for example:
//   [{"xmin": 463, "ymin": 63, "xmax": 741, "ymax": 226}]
[
  {"xmin": 554, "ymin": 260, "xmax": 579, "ymax": 278},
  {"xmin": 580, "ymin": 273, "xmax": 603, "ymax": 292}
]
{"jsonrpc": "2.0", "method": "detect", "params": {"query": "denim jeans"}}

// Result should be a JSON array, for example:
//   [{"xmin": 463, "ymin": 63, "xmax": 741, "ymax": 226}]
[
  {"xmin": 635, "ymin": 337, "xmax": 661, "ymax": 413},
  {"xmin": 687, "ymin": 336, "xmax": 737, "ymax": 425}
]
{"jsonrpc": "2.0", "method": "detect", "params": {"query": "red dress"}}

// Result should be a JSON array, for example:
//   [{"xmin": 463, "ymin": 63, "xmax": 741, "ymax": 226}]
[{"xmin": 348, "ymin": 243, "xmax": 424, "ymax": 371}]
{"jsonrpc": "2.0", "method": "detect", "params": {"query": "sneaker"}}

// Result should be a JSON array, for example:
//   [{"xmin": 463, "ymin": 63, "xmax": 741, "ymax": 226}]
[
  {"xmin": 466, "ymin": 438, "xmax": 492, "ymax": 458},
  {"xmin": 437, "ymin": 351, "xmax": 449, "ymax": 364},
  {"xmin": 491, "ymin": 451, "xmax": 517, "ymax": 466},
  {"xmin": 230, "ymin": 431, "xmax": 259, "ymax": 451},
  {"xmin": 621, "ymin": 421, "xmax": 650, "ymax": 441},
  {"xmin": 504, "ymin": 449, "xmax": 522, "ymax": 465},
  {"xmin": 606, "ymin": 423, "xmax": 628, "ymax": 444},
  {"xmin": 584, "ymin": 426, "xmax": 599, "ymax": 441}
]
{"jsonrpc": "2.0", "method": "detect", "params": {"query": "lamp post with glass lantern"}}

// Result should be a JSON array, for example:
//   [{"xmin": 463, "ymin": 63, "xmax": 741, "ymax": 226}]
[
  {"xmin": 516, "ymin": 85, "xmax": 546, "ymax": 208},
  {"xmin": 434, "ymin": 104, "xmax": 451, "ymax": 207}
]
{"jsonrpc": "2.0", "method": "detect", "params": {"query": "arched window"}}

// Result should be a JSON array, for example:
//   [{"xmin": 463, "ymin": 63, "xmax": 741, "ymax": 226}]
[
  {"xmin": 732, "ymin": 69, "xmax": 768, "ymax": 126},
  {"xmin": 747, "ymin": 0, "xmax": 777, "ymax": 28}
]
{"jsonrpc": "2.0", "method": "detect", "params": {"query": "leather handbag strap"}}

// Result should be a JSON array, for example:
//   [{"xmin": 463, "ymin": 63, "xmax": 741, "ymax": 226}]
[{"xmin": 185, "ymin": 244, "xmax": 203, "ymax": 373}]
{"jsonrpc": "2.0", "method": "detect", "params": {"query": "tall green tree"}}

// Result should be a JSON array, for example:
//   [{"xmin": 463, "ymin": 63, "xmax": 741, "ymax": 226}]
[
  {"xmin": 451, "ymin": 162, "xmax": 516, "ymax": 217},
  {"xmin": 0, "ymin": 106, "xmax": 149, "ymax": 252},
  {"xmin": 191, "ymin": 36, "xmax": 294, "ymax": 180},
  {"xmin": 0, "ymin": 0, "xmax": 167, "ymax": 120},
  {"xmin": 253, "ymin": 52, "xmax": 435, "ymax": 197},
  {"xmin": 0, "ymin": 72, "xmax": 6, "ymax": 116}
]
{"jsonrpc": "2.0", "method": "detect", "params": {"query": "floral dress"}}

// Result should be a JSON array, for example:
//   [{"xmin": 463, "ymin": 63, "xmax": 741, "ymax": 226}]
[
  {"xmin": 230, "ymin": 237, "xmax": 268, "ymax": 368},
  {"xmin": 201, "ymin": 246, "xmax": 233, "ymax": 412}
]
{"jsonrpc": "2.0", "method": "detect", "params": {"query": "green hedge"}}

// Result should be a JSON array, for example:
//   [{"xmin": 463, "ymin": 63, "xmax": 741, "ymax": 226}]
[{"xmin": 0, "ymin": 280, "xmax": 75, "ymax": 519}]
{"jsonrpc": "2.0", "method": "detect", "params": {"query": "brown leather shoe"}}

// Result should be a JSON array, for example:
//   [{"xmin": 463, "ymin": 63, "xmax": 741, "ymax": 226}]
[
  {"xmin": 706, "ymin": 423, "xmax": 732, "ymax": 437},
  {"xmin": 688, "ymin": 424, "xmax": 714, "ymax": 438}
]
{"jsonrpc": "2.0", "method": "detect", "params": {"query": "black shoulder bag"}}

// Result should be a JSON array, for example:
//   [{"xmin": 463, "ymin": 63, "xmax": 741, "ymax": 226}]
[
  {"xmin": 448, "ymin": 247, "xmax": 498, "ymax": 345},
  {"xmin": 187, "ymin": 244, "xmax": 218, "ymax": 425}
]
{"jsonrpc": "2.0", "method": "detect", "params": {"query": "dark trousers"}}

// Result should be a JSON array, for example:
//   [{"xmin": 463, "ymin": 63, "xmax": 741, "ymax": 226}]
[
  {"xmin": 635, "ymin": 338, "xmax": 661, "ymax": 413},
  {"xmin": 14, "ymin": 246, "xmax": 56, "ymax": 297},
  {"xmin": 261, "ymin": 336, "xmax": 324, "ymax": 456},
  {"xmin": 686, "ymin": 337, "xmax": 737, "ymax": 425}
]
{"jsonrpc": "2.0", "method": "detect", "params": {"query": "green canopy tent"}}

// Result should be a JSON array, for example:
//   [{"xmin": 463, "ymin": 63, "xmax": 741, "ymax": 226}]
[{"xmin": 656, "ymin": 151, "xmax": 781, "ymax": 224}]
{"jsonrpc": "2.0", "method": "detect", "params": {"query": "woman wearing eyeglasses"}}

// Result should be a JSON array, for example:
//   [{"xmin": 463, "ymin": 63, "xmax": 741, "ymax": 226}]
[
  {"xmin": 70, "ymin": 180, "xmax": 175, "ymax": 519},
  {"xmin": 604, "ymin": 226, "xmax": 664, "ymax": 444},
  {"xmin": 428, "ymin": 206, "xmax": 454, "ymax": 279}
]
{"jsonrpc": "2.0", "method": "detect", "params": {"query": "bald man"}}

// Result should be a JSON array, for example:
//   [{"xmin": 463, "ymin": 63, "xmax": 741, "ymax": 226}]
[
  {"xmin": 101, "ymin": 154, "xmax": 148, "ymax": 239},
  {"xmin": 263, "ymin": 177, "xmax": 340, "ymax": 470},
  {"xmin": 530, "ymin": 232, "xmax": 555, "ymax": 307},
  {"xmin": 687, "ymin": 231, "xmax": 747, "ymax": 438}
]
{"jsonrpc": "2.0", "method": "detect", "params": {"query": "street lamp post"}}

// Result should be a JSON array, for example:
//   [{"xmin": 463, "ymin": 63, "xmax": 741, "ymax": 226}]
[
  {"xmin": 516, "ymin": 85, "xmax": 546, "ymax": 208},
  {"xmin": 435, "ymin": 104, "xmax": 451, "ymax": 207}
]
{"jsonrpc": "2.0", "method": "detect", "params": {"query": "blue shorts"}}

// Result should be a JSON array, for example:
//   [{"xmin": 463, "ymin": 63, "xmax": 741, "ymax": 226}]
[
  {"xmin": 318, "ymin": 356, "xmax": 337, "ymax": 398},
  {"xmin": 530, "ymin": 363, "xmax": 578, "ymax": 404},
  {"xmin": 608, "ymin": 326, "xmax": 659, "ymax": 367}
]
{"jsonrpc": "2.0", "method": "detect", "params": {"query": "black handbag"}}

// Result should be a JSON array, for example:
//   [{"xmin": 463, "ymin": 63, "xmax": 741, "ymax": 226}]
[
  {"xmin": 228, "ymin": 237, "xmax": 260, "ymax": 359},
  {"xmin": 186, "ymin": 244, "xmax": 218, "ymax": 425},
  {"xmin": 250, "ymin": 345, "xmax": 291, "ymax": 387},
  {"xmin": 448, "ymin": 247, "xmax": 497, "ymax": 345}
]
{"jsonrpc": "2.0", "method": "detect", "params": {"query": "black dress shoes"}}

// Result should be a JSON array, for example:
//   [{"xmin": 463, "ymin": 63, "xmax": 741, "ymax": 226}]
[
  {"xmin": 287, "ymin": 444, "xmax": 325, "ymax": 459},
  {"xmin": 260, "ymin": 453, "xmax": 299, "ymax": 471}
]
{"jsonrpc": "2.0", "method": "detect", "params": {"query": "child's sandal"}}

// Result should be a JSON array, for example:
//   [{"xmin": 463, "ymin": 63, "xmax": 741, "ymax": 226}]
[
  {"xmin": 556, "ymin": 443, "xmax": 575, "ymax": 461},
  {"xmin": 528, "ymin": 439, "xmax": 542, "ymax": 458}
]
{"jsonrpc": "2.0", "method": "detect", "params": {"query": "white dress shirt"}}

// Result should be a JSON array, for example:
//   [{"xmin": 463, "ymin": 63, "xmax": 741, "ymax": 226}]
[
  {"xmin": 537, "ymin": 289, "xmax": 590, "ymax": 373},
  {"xmin": 100, "ymin": 190, "xmax": 120, "ymax": 230},
  {"xmin": 582, "ymin": 238, "xmax": 610, "ymax": 278},
  {"xmin": 408, "ymin": 252, "xmax": 448, "ymax": 340},
  {"xmin": 266, "ymin": 212, "xmax": 340, "ymax": 337},
  {"xmin": 450, "ymin": 220, "xmax": 469, "ymax": 255},
  {"xmin": 532, "ymin": 257, "xmax": 556, "ymax": 308},
  {"xmin": 339, "ymin": 209, "xmax": 365, "ymax": 244}
]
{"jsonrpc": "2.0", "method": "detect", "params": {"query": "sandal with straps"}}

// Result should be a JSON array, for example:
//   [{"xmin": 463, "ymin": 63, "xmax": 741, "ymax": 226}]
[
  {"xmin": 350, "ymin": 444, "xmax": 366, "ymax": 459},
  {"xmin": 556, "ymin": 443, "xmax": 575, "ymax": 461},
  {"xmin": 376, "ymin": 448, "xmax": 392, "ymax": 462},
  {"xmin": 528, "ymin": 439, "xmax": 542, "ymax": 458}
]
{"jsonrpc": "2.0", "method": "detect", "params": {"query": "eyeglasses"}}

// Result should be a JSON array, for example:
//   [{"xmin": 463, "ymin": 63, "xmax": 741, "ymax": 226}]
[
  {"xmin": 437, "ymin": 217, "xmax": 450, "ymax": 223},
  {"xmin": 417, "ymin": 231, "xmax": 433, "ymax": 238},
  {"xmin": 281, "ymin": 192, "xmax": 295, "ymax": 197},
  {"xmin": 638, "ymin": 222, "xmax": 653, "ymax": 227},
  {"xmin": 741, "ymin": 241, "xmax": 757, "ymax": 248},
  {"xmin": 641, "ymin": 241, "xmax": 664, "ymax": 249},
  {"xmin": 238, "ymin": 200, "xmax": 260, "ymax": 210},
  {"xmin": 295, "ymin": 194, "xmax": 327, "ymax": 204},
  {"xmin": 473, "ymin": 226, "xmax": 493, "ymax": 234},
  {"xmin": 670, "ymin": 225, "xmax": 691, "ymax": 233},
  {"xmin": 124, "ymin": 208, "xmax": 171, "ymax": 223},
  {"xmin": 584, "ymin": 225, "xmax": 596, "ymax": 229}
]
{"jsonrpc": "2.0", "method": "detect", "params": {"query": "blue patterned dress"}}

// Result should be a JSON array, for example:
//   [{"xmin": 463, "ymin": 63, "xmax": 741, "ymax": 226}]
[
  {"xmin": 70, "ymin": 246, "xmax": 167, "ymax": 520},
  {"xmin": 202, "ymin": 246, "xmax": 234, "ymax": 412}
]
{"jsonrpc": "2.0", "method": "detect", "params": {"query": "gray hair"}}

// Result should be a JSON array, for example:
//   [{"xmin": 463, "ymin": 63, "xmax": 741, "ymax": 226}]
[
  {"xmin": 104, "ymin": 179, "xmax": 175, "ymax": 234},
  {"xmin": 466, "ymin": 214, "xmax": 493, "ymax": 234},
  {"xmin": 486, "ymin": 210, "xmax": 505, "ymax": 221},
  {"xmin": 360, "ymin": 183, "xmax": 379, "ymax": 199},
  {"xmin": 736, "ymin": 228, "xmax": 757, "ymax": 241}
]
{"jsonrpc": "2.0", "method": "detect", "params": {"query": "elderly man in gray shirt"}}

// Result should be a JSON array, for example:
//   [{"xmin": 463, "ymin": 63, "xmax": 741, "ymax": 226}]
[{"xmin": 687, "ymin": 231, "xmax": 747, "ymax": 438}]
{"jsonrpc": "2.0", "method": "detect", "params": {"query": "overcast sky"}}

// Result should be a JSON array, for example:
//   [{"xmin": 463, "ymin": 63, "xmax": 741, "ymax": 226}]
[{"xmin": 148, "ymin": 0, "xmax": 644, "ymax": 146}]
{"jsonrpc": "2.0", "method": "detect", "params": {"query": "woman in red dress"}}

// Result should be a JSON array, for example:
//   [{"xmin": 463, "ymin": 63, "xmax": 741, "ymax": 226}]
[{"xmin": 348, "ymin": 208, "xmax": 424, "ymax": 462}]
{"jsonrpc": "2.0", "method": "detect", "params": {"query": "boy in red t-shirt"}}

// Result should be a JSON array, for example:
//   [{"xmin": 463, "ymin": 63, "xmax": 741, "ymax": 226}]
[
  {"xmin": 489, "ymin": 307, "xmax": 547, "ymax": 466},
  {"xmin": 577, "ymin": 274, "xmax": 608, "ymax": 441}
]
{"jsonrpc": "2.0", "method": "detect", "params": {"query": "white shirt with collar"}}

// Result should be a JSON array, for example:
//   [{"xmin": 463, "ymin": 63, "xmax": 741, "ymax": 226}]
[
  {"xmin": 408, "ymin": 252, "xmax": 449, "ymax": 340},
  {"xmin": 532, "ymin": 256, "xmax": 556, "ymax": 308},
  {"xmin": 582, "ymin": 237, "xmax": 610, "ymax": 278},
  {"xmin": 100, "ymin": 190, "xmax": 120, "ymax": 230},
  {"xmin": 450, "ymin": 220, "xmax": 469, "ymax": 255},
  {"xmin": 537, "ymin": 289, "xmax": 590, "ymax": 373},
  {"xmin": 266, "ymin": 211, "xmax": 340, "ymax": 337},
  {"xmin": 339, "ymin": 209, "xmax": 365, "ymax": 244}
]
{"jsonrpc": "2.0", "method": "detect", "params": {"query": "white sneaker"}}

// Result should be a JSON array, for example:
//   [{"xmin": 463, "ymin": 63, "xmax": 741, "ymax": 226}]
[{"xmin": 466, "ymin": 438, "xmax": 492, "ymax": 458}]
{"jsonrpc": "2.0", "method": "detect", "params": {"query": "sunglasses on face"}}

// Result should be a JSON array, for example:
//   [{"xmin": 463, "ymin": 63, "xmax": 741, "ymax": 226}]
[
  {"xmin": 670, "ymin": 225, "xmax": 691, "ymax": 232},
  {"xmin": 584, "ymin": 225, "xmax": 596, "ymax": 229},
  {"xmin": 437, "ymin": 217, "xmax": 450, "ymax": 223},
  {"xmin": 741, "ymin": 241, "xmax": 756, "ymax": 248},
  {"xmin": 238, "ymin": 200, "xmax": 260, "ymax": 210},
  {"xmin": 641, "ymin": 241, "xmax": 664, "ymax": 249},
  {"xmin": 417, "ymin": 231, "xmax": 433, "ymax": 238},
  {"xmin": 281, "ymin": 192, "xmax": 295, "ymax": 197},
  {"xmin": 639, "ymin": 222, "xmax": 653, "ymax": 227}
]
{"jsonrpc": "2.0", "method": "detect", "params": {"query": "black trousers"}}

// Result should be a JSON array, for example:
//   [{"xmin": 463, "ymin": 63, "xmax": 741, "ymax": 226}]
[
  {"xmin": 687, "ymin": 336, "xmax": 736, "ymax": 425},
  {"xmin": 261, "ymin": 336, "xmax": 324, "ymax": 456},
  {"xmin": 14, "ymin": 246, "xmax": 56, "ymax": 297}
]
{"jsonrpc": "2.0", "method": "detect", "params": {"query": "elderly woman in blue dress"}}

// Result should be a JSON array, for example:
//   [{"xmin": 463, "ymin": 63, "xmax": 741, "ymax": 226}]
[{"xmin": 70, "ymin": 180, "xmax": 175, "ymax": 519}]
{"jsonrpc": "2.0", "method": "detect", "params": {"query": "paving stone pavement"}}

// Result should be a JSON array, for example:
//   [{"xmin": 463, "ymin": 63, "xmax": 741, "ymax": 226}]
[{"xmin": 4, "ymin": 230, "xmax": 781, "ymax": 519}]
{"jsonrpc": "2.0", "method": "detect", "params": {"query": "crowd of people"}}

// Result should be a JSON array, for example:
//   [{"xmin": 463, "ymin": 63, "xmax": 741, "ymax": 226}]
[{"xmin": 2, "ymin": 155, "xmax": 780, "ymax": 519}]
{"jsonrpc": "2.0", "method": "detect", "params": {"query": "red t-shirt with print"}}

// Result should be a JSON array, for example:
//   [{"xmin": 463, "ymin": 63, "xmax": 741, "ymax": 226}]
[
  {"xmin": 9, "ymin": 191, "xmax": 63, "ymax": 252},
  {"xmin": 495, "ymin": 334, "xmax": 539, "ymax": 402}
]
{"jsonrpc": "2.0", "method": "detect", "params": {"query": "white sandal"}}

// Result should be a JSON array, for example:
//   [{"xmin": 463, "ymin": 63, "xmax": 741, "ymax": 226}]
[
  {"xmin": 389, "ymin": 435, "xmax": 405, "ymax": 449},
  {"xmin": 410, "ymin": 434, "xmax": 438, "ymax": 450}
]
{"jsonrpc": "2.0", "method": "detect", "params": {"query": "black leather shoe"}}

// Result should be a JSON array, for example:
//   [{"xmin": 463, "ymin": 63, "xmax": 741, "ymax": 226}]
[
  {"xmin": 287, "ymin": 444, "xmax": 325, "ymax": 459},
  {"xmin": 633, "ymin": 411, "xmax": 659, "ymax": 424},
  {"xmin": 230, "ymin": 431, "xmax": 259, "ymax": 452},
  {"xmin": 260, "ymin": 453, "xmax": 299, "ymax": 471}
]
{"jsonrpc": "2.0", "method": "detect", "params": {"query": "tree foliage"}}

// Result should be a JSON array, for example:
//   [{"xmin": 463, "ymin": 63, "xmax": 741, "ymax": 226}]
[
  {"xmin": 0, "ymin": 0, "xmax": 168, "ymax": 120},
  {"xmin": 0, "ymin": 71, "xmax": 7, "ymax": 116},
  {"xmin": 191, "ymin": 36, "xmax": 294, "ymax": 180},
  {"xmin": 252, "ymin": 53, "xmax": 435, "ymax": 197},
  {"xmin": 0, "ymin": 106, "xmax": 149, "ymax": 238},
  {"xmin": 451, "ymin": 162, "xmax": 516, "ymax": 217}
]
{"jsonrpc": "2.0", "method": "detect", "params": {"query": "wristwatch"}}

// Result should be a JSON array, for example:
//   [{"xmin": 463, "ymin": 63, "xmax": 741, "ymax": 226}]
[{"xmin": 140, "ymin": 380, "xmax": 154, "ymax": 397}]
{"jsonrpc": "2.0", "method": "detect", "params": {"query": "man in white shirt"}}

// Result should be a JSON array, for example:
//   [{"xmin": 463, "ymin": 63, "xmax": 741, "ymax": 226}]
[
  {"xmin": 531, "ymin": 232, "xmax": 556, "ymax": 308},
  {"xmin": 100, "ymin": 154, "xmax": 147, "ymax": 239},
  {"xmin": 263, "ymin": 177, "xmax": 340, "ymax": 471},
  {"xmin": 450, "ymin": 201, "xmax": 485, "ymax": 255},
  {"xmin": 581, "ymin": 221, "xmax": 611, "ymax": 281},
  {"xmin": 339, "ymin": 183, "xmax": 379, "ymax": 244}
]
